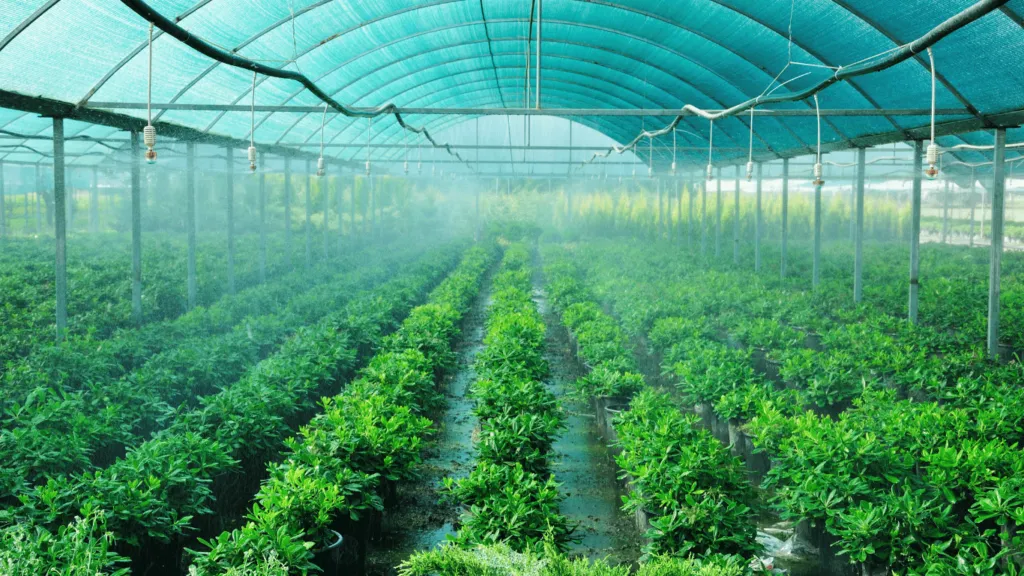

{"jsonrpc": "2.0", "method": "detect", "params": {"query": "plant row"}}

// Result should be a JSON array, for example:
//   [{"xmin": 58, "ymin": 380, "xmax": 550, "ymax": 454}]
[
  {"xmin": 0, "ymin": 232, "xmax": 298, "ymax": 373},
  {"xmin": 0, "ymin": 242, "xmax": 468, "ymax": 575},
  {"xmin": 571, "ymin": 238, "xmax": 1024, "ymax": 574},
  {"xmin": 441, "ymin": 243, "xmax": 576, "ymax": 554},
  {"xmin": 542, "ymin": 245, "xmax": 760, "ymax": 564},
  {"xmin": 0, "ymin": 240, "xmax": 424, "ymax": 499},
  {"xmin": 187, "ymin": 241, "xmax": 498, "ymax": 575}
]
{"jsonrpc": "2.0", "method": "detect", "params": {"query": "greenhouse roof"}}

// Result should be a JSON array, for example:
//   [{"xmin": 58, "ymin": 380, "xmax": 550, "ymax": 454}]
[{"xmin": 1, "ymin": 0, "xmax": 1023, "ymax": 171}]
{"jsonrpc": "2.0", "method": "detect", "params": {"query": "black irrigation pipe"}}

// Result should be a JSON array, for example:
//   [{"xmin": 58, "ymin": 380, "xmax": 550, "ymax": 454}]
[
  {"xmin": 579, "ymin": 0, "xmax": 1012, "ymax": 167},
  {"xmin": 119, "ymin": 0, "xmax": 475, "ymax": 171}
]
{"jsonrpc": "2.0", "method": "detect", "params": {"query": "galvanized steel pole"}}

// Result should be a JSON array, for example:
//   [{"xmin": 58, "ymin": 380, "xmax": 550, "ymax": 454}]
[
  {"xmin": 53, "ymin": 118, "xmax": 68, "ymax": 340},
  {"xmin": 781, "ymin": 158, "xmax": 789, "ymax": 280},
  {"xmin": 733, "ymin": 165, "xmax": 740, "ymax": 265},
  {"xmin": 186, "ymin": 141, "xmax": 197, "ymax": 310},
  {"xmin": 942, "ymin": 178, "xmax": 951, "ymax": 243},
  {"xmin": 701, "ymin": 178, "xmax": 708, "ymax": 256},
  {"xmin": 305, "ymin": 159, "xmax": 312, "ymax": 272},
  {"xmin": 755, "ymin": 162, "xmax": 762, "ymax": 273},
  {"xmin": 284, "ymin": 157, "xmax": 293, "ymax": 270},
  {"xmin": 226, "ymin": 146, "xmax": 236, "ymax": 294},
  {"xmin": 715, "ymin": 167, "xmax": 722, "ymax": 258},
  {"xmin": 813, "ymin": 179, "xmax": 822, "ymax": 289},
  {"xmin": 854, "ymin": 147, "xmax": 866, "ymax": 303},
  {"xmin": 987, "ymin": 128, "xmax": 1007, "ymax": 360},
  {"xmin": 90, "ymin": 166, "xmax": 99, "ymax": 234},
  {"xmin": 258, "ymin": 151, "xmax": 267, "ymax": 284},
  {"xmin": 909, "ymin": 141, "xmax": 923, "ymax": 324},
  {"xmin": 130, "ymin": 130, "xmax": 142, "ymax": 326},
  {"xmin": 0, "ymin": 161, "xmax": 5, "ymax": 239}
]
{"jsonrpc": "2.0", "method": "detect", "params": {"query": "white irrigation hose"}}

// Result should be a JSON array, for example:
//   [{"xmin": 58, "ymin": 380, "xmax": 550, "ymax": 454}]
[
  {"xmin": 317, "ymin": 103, "xmax": 326, "ymax": 176},
  {"xmin": 672, "ymin": 126, "xmax": 677, "ymax": 175},
  {"xmin": 248, "ymin": 71, "xmax": 257, "ymax": 172},
  {"xmin": 926, "ymin": 48, "xmax": 940, "ymax": 178},
  {"xmin": 813, "ymin": 94, "xmax": 823, "ymax": 185},
  {"xmin": 143, "ymin": 23, "xmax": 156, "ymax": 164}
]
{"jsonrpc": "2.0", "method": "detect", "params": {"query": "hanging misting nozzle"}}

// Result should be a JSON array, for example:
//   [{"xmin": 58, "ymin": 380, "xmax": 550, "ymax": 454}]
[
  {"xmin": 317, "ymin": 156, "xmax": 325, "ymax": 177},
  {"xmin": 812, "ymin": 162, "xmax": 824, "ymax": 187},
  {"xmin": 365, "ymin": 160, "xmax": 371, "ymax": 177},
  {"xmin": 143, "ymin": 125, "xmax": 157, "ymax": 164},
  {"xmin": 248, "ymin": 146, "xmax": 257, "ymax": 172},
  {"xmin": 648, "ymin": 166, "xmax": 653, "ymax": 178},
  {"xmin": 706, "ymin": 164, "xmax": 713, "ymax": 182},
  {"xmin": 417, "ymin": 161, "xmax": 422, "ymax": 175},
  {"xmin": 746, "ymin": 161, "xmax": 754, "ymax": 182},
  {"xmin": 671, "ymin": 161, "xmax": 677, "ymax": 176},
  {"xmin": 925, "ymin": 143, "xmax": 940, "ymax": 179}
]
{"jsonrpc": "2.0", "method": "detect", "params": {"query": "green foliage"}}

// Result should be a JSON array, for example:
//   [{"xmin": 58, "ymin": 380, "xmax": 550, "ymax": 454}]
[{"xmin": 0, "ymin": 510, "xmax": 130, "ymax": 576}]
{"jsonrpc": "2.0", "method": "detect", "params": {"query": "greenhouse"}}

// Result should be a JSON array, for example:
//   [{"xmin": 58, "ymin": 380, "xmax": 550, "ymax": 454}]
[{"xmin": 2, "ymin": 0, "xmax": 1024, "ymax": 574}]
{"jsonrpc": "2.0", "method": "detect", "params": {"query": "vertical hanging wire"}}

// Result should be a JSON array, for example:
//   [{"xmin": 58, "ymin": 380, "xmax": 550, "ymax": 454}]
[
  {"xmin": 250, "ymin": 72, "xmax": 256, "ymax": 150},
  {"xmin": 672, "ymin": 125, "xmax": 677, "ymax": 175},
  {"xmin": 366, "ymin": 116, "xmax": 372, "ymax": 176},
  {"xmin": 147, "ymin": 23, "xmax": 153, "ymax": 127},
  {"xmin": 317, "ymin": 103, "xmax": 327, "ymax": 176}
]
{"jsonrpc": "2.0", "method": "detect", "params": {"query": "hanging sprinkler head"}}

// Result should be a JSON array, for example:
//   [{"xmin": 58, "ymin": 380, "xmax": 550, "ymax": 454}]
[
  {"xmin": 404, "ymin": 161, "xmax": 409, "ymax": 175},
  {"xmin": 632, "ymin": 166, "xmax": 637, "ymax": 180},
  {"xmin": 317, "ymin": 156, "xmax": 325, "ymax": 177},
  {"xmin": 706, "ymin": 163, "xmax": 713, "ymax": 182},
  {"xmin": 746, "ymin": 161, "xmax": 754, "ymax": 182},
  {"xmin": 926, "ymin": 143, "xmax": 940, "ymax": 179},
  {"xmin": 648, "ymin": 165, "xmax": 653, "ymax": 178},
  {"xmin": 813, "ymin": 162, "xmax": 824, "ymax": 187},
  {"xmin": 248, "ymin": 145, "xmax": 257, "ymax": 172},
  {"xmin": 417, "ymin": 161, "xmax": 422, "ymax": 175},
  {"xmin": 365, "ymin": 160, "xmax": 371, "ymax": 177},
  {"xmin": 143, "ymin": 125, "xmax": 157, "ymax": 164},
  {"xmin": 671, "ymin": 161, "xmax": 677, "ymax": 176}
]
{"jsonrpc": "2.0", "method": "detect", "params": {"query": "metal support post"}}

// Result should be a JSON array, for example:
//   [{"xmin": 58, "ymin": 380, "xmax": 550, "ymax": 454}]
[
  {"xmin": 909, "ymin": 141, "xmax": 922, "ymax": 324},
  {"xmin": 90, "ymin": 166, "xmax": 99, "ymax": 234},
  {"xmin": 322, "ymin": 170, "xmax": 329, "ymax": 261},
  {"xmin": 226, "ymin": 146, "xmax": 235, "ymax": 294},
  {"xmin": 987, "ymin": 128, "xmax": 1007, "ymax": 360},
  {"xmin": 53, "ymin": 119, "xmax": 68, "ymax": 339},
  {"xmin": 854, "ymin": 148, "xmax": 866, "ymax": 303},
  {"xmin": 850, "ymin": 176, "xmax": 856, "ymax": 242},
  {"xmin": 701, "ymin": 179, "xmax": 708, "ymax": 255},
  {"xmin": 733, "ymin": 166, "xmax": 740, "ymax": 265},
  {"xmin": 755, "ymin": 162, "xmax": 762, "ymax": 273},
  {"xmin": 781, "ymin": 158, "xmax": 790, "ymax": 280},
  {"xmin": 305, "ymin": 159, "xmax": 312, "ymax": 271},
  {"xmin": 258, "ymin": 152, "xmax": 267, "ymax": 284},
  {"xmin": 284, "ymin": 157, "xmax": 293, "ymax": 269},
  {"xmin": 129, "ymin": 130, "xmax": 142, "ymax": 326},
  {"xmin": 715, "ymin": 167, "xmax": 722, "ymax": 258},
  {"xmin": 0, "ymin": 161, "xmax": 5, "ymax": 239},
  {"xmin": 186, "ymin": 141, "xmax": 197, "ymax": 309},
  {"xmin": 942, "ymin": 178, "xmax": 951, "ymax": 243}
]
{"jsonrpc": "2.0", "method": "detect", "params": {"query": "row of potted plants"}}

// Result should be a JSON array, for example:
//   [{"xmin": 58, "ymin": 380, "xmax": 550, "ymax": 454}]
[
  {"xmin": 443, "ymin": 243, "xmax": 576, "ymax": 554},
  {"xmin": 185, "ymin": 241, "xmax": 498, "ymax": 575},
  {"xmin": 0, "ymin": 243, "xmax": 469, "ymax": 574},
  {"xmin": 569, "ymin": 238, "xmax": 1024, "ymax": 574},
  {"xmin": 0, "ymin": 231, "xmax": 299, "ymax": 374},
  {"xmin": 0, "ymin": 240, "xmax": 429, "ymax": 499},
  {"xmin": 540, "ymin": 245, "xmax": 760, "ymax": 565}
]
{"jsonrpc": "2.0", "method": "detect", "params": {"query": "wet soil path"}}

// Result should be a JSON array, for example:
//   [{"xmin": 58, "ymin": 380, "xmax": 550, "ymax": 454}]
[
  {"xmin": 533, "ymin": 271, "xmax": 643, "ymax": 567},
  {"xmin": 364, "ymin": 271, "xmax": 492, "ymax": 575}
]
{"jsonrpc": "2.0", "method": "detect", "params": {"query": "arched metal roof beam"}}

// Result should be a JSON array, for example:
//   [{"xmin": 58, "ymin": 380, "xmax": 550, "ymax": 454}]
[
  {"xmin": 366, "ymin": 91, "xmax": 668, "ymax": 165},
  {"xmin": 268, "ymin": 37, "xmax": 781, "ymax": 153},
  {"xmin": 292, "ymin": 56, "xmax": 774, "ymax": 159},
  {"xmin": 321, "ymin": 72, "xmax": 731, "ymax": 165},
  {"xmin": 324, "ymin": 77, "xmax": 675, "ymax": 164},
  {"xmin": 187, "ymin": 16, "xmax": 831, "ymax": 147},
  {"xmin": 357, "ymin": 88, "xmax": 714, "ymax": 167}
]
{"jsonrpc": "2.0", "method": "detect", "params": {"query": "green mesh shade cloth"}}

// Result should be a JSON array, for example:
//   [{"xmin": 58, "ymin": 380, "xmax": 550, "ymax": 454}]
[{"xmin": 1, "ymin": 0, "xmax": 1022, "ymax": 170}]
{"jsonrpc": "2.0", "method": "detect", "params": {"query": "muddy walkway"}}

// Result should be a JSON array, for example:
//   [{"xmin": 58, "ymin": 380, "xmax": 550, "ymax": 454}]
[
  {"xmin": 533, "ymin": 275, "xmax": 643, "ymax": 567},
  {"xmin": 364, "ymin": 272, "xmax": 492, "ymax": 575}
]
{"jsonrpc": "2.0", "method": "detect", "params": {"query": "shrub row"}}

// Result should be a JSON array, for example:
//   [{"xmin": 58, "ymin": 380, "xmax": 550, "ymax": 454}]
[
  {"xmin": 0, "ymin": 243, "xmax": 468, "ymax": 574},
  {"xmin": 444, "ymin": 243, "xmax": 575, "ymax": 554},
  {"xmin": 187, "ymin": 242, "xmax": 498, "ymax": 574}
]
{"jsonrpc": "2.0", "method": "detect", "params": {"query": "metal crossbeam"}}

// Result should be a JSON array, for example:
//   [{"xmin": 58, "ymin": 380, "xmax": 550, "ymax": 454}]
[{"xmin": 87, "ymin": 102, "xmax": 970, "ymax": 117}]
